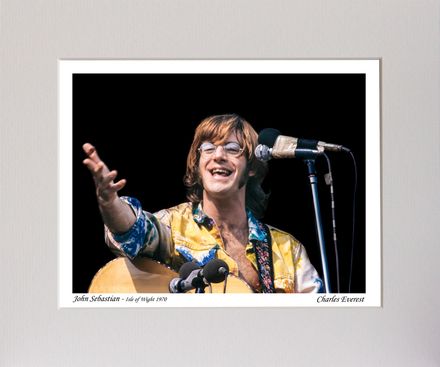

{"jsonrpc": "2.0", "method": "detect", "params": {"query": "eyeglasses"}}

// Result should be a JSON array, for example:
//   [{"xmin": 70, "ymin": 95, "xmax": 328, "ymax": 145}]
[{"xmin": 198, "ymin": 142, "xmax": 244, "ymax": 157}]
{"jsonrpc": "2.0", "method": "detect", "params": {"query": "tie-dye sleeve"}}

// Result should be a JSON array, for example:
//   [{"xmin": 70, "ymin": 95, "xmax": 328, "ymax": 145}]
[
  {"xmin": 293, "ymin": 244, "xmax": 324, "ymax": 293},
  {"xmin": 105, "ymin": 196, "xmax": 171, "ymax": 260}
]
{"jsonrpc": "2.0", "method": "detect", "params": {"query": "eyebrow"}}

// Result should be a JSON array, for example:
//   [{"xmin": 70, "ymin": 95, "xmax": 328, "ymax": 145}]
[{"xmin": 203, "ymin": 140, "xmax": 240, "ymax": 145}]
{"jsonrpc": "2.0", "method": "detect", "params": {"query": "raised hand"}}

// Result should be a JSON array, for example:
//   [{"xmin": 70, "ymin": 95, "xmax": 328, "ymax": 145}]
[{"xmin": 82, "ymin": 143, "xmax": 126, "ymax": 207}]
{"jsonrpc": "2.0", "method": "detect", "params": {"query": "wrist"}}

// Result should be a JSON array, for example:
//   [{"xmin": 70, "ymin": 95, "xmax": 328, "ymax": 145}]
[{"xmin": 97, "ymin": 195, "xmax": 120, "ymax": 209}]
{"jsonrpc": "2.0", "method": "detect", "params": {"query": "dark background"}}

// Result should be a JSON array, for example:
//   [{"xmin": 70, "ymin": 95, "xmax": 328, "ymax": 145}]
[{"xmin": 72, "ymin": 73, "xmax": 366, "ymax": 293}]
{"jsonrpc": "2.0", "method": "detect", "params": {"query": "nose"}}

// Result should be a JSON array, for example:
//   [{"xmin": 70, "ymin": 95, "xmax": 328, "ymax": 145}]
[{"xmin": 213, "ymin": 145, "xmax": 227, "ymax": 160}]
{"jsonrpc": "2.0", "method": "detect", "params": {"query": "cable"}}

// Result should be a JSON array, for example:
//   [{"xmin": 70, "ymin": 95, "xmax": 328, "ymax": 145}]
[
  {"xmin": 323, "ymin": 153, "xmax": 340, "ymax": 293},
  {"xmin": 347, "ymin": 150, "xmax": 358, "ymax": 293}
]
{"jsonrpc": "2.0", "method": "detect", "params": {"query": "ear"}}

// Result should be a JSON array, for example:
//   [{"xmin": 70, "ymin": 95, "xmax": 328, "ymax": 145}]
[{"xmin": 248, "ymin": 169, "xmax": 256, "ymax": 177}]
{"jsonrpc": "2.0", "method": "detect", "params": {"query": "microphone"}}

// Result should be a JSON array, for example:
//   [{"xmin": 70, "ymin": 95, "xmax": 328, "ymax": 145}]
[
  {"xmin": 202, "ymin": 259, "xmax": 229, "ymax": 283},
  {"xmin": 169, "ymin": 262, "xmax": 205, "ymax": 293},
  {"xmin": 255, "ymin": 128, "xmax": 349, "ymax": 161},
  {"xmin": 168, "ymin": 259, "xmax": 230, "ymax": 293}
]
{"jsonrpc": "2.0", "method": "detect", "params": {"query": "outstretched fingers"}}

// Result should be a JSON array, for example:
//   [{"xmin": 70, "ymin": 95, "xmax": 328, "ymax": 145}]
[
  {"xmin": 110, "ymin": 178, "xmax": 127, "ymax": 192},
  {"xmin": 96, "ymin": 170, "xmax": 127, "ymax": 202},
  {"xmin": 100, "ymin": 170, "xmax": 118, "ymax": 187},
  {"xmin": 83, "ymin": 144, "xmax": 110, "ymax": 178},
  {"xmin": 82, "ymin": 143, "xmax": 102, "ymax": 163},
  {"xmin": 82, "ymin": 143, "xmax": 127, "ymax": 204}
]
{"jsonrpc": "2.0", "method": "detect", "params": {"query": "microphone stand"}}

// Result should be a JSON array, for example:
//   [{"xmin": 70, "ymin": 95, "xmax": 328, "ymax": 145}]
[
  {"xmin": 296, "ymin": 149, "xmax": 332, "ymax": 293},
  {"xmin": 194, "ymin": 276, "xmax": 208, "ymax": 293}
]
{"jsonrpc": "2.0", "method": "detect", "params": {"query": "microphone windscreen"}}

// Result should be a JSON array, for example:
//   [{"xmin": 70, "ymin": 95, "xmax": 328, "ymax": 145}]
[
  {"xmin": 258, "ymin": 128, "xmax": 280, "ymax": 148},
  {"xmin": 179, "ymin": 262, "xmax": 200, "ymax": 278},
  {"xmin": 203, "ymin": 259, "xmax": 229, "ymax": 283}
]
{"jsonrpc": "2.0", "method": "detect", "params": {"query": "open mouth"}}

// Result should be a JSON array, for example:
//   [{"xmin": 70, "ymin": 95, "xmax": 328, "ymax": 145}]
[{"xmin": 210, "ymin": 168, "xmax": 232, "ymax": 177}]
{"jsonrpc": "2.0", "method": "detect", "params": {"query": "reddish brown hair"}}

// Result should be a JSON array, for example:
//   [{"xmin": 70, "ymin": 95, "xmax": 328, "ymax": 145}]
[{"xmin": 184, "ymin": 114, "xmax": 268, "ymax": 218}]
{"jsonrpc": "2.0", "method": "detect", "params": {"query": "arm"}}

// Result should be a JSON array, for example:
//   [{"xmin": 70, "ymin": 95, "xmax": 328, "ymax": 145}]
[
  {"xmin": 82, "ymin": 143, "xmax": 135, "ymax": 233},
  {"xmin": 104, "ymin": 197, "xmax": 173, "ymax": 261},
  {"xmin": 82, "ymin": 143, "xmax": 173, "ymax": 261}
]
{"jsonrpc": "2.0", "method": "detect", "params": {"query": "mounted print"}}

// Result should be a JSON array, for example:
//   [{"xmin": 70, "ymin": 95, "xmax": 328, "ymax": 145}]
[{"xmin": 58, "ymin": 60, "xmax": 381, "ymax": 307}]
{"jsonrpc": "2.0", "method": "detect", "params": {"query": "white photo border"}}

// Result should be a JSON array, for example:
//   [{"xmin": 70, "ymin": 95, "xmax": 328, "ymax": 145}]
[{"xmin": 59, "ymin": 59, "xmax": 381, "ymax": 308}]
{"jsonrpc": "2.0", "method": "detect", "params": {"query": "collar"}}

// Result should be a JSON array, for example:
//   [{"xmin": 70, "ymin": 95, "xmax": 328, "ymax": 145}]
[{"xmin": 192, "ymin": 202, "xmax": 267, "ymax": 242}]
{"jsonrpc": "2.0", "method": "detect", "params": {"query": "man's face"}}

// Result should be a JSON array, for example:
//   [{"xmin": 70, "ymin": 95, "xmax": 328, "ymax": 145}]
[{"xmin": 198, "ymin": 132, "xmax": 253, "ymax": 200}]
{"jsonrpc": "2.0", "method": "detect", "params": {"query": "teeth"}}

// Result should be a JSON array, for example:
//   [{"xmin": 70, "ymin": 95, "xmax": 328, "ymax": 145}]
[{"xmin": 211, "ymin": 169, "xmax": 231, "ymax": 175}]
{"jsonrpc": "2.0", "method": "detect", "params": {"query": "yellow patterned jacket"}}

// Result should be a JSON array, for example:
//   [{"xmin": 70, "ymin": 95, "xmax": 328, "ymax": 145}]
[{"xmin": 105, "ymin": 197, "xmax": 323, "ymax": 293}]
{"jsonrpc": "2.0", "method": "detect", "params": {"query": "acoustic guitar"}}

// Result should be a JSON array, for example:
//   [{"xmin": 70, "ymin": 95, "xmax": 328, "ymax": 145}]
[{"xmin": 88, "ymin": 257, "xmax": 253, "ymax": 293}]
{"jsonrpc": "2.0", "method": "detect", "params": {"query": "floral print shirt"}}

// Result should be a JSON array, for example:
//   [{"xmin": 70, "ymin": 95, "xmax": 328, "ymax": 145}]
[{"xmin": 105, "ymin": 197, "xmax": 323, "ymax": 293}]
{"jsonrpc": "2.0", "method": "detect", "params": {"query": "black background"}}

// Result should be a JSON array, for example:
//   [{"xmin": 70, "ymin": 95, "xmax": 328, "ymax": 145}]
[{"xmin": 72, "ymin": 73, "xmax": 366, "ymax": 293}]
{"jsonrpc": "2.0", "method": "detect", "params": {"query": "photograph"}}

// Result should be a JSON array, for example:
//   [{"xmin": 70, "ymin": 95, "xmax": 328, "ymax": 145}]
[{"xmin": 60, "ymin": 60, "xmax": 380, "ymax": 307}]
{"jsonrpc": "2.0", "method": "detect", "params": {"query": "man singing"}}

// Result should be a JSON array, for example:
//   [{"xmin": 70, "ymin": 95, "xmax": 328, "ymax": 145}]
[{"xmin": 83, "ymin": 114, "xmax": 323, "ymax": 293}]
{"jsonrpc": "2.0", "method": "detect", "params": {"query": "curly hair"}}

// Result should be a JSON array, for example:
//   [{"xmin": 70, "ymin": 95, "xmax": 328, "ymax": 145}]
[{"xmin": 183, "ymin": 114, "xmax": 269, "ymax": 219}]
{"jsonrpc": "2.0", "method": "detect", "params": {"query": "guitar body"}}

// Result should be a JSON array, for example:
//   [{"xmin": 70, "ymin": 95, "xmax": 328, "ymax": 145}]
[{"xmin": 88, "ymin": 257, "xmax": 253, "ymax": 293}]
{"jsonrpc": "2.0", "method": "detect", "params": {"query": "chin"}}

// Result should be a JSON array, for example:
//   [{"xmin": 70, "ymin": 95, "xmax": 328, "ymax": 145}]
[
  {"xmin": 203, "ymin": 182, "xmax": 235, "ymax": 197},
  {"xmin": 205, "ymin": 186, "xmax": 232, "ymax": 197}
]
